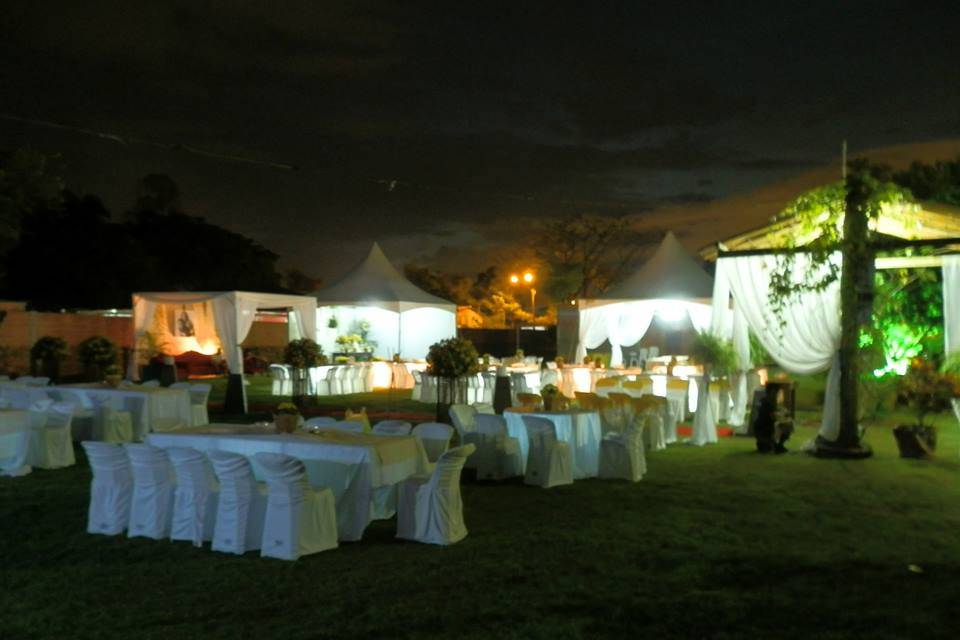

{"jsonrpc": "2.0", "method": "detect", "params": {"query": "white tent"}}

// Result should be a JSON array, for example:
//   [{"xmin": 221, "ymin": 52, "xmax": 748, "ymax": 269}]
[
  {"xmin": 128, "ymin": 291, "xmax": 318, "ymax": 412},
  {"xmin": 312, "ymin": 243, "xmax": 457, "ymax": 360},
  {"xmin": 576, "ymin": 232, "xmax": 714, "ymax": 367}
]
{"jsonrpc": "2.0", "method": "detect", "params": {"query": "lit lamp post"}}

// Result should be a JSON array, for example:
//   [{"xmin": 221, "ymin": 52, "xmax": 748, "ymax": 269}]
[{"xmin": 510, "ymin": 271, "xmax": 537, "ymax": 352}]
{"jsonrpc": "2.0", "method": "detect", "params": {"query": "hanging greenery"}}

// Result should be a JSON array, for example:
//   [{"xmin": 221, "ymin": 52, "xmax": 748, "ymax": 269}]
[{"xmin": 690, "ymin": 332, "xmax": 738, "ymax": 377}]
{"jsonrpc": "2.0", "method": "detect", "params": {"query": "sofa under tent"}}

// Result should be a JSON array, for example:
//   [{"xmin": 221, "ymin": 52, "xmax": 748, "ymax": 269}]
[
  {"xmin": 312, "ymin": 242, "xmax": 457, "ymax": 362},
  {"xmin": 128, "ymin": 291, "xmax": 318, "ymax": 413},
  {"xmin": 575, "ymin": 231, "xmax": 714, "ymax": 368}
]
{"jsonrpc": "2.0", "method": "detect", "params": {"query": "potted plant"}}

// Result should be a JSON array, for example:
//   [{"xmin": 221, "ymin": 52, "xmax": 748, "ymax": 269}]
[
  {"xmin": 894, "ymin": 358, "xmax": 959, "ymax": 458},
  {"xmin": 77, "ymin": 336, "xmax": 118, "ymax": 383},
  {"xmin": 283, "ymin": 338, "xmax": 323, "ymax": 404},
  {"xmin": 690, "ymin": 332, "xmax": 738, "ymax": 379},
  {"xmin": 541, "ymin": 383, "xmax": 562, "ymax": 411},
  {"xmin": 30, "ymin": 336, "xmax": 69, "ymax": 382},
  {"xmin": 274, "ymin": 401, "xmax": 300, "ymax": 434},
  {"xmin": 426, "ymin": 337, "xmax": 480, "ymax": 421},
  {"xmin": 103, "ymin": 364, "xmax": 123, "ymax": 388},
  {"xmin": 327, "ymin": 316, "xmax": 338, "ymax": 329}
]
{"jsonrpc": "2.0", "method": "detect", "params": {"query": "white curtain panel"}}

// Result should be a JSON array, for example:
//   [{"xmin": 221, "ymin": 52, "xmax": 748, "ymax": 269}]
[
  {"xmin": 942, "ymin": 255, "xmax": 960, "ymax": 355},
  {"xmin": 718, "ymin": 254, "xmax": 842, "ymax": 441},
  {"xmin": 127, "ymin": 297, "xmax": 158, "ymax": 379},
  {"xmin": 575, "ymin": 305, "xmax": 612, "ymax": 363}
]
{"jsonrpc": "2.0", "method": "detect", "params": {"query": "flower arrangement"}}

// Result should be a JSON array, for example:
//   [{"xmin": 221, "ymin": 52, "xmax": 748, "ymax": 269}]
[
  {"xmin": 276, "ymin": 402, "xmax": 300, "ymax": 415},
  {"xmin": 427, "ymin": 337, "xmax": 480, "ymax": 379},
  {"xmin": 554, "ymin": 356, "xmax": 565, "ymax": 367},
  {"xmin": 77, "ymin": 336, "xmax": 118, "ymax": 368},
  {"xmin": 283, "ymin": 338, "xmax": 323, "ymax": 369},
  {"xmin": 900, "ymin": 358, "xmax": 960, "ymax": 428},
  {"xmin": 515, "ymin": 348, "xmax": 525, "ymax": 359},
  {"xmin": 274, "ymin": 402, "xmax": 300, "ymax": 433},
  {"xmin": 30, "ymin": 336, "xmax": 69, "ymax": 363},
  {"xmin": 541, "ymin": 383, "xmax": 559, "ymax": 397}
]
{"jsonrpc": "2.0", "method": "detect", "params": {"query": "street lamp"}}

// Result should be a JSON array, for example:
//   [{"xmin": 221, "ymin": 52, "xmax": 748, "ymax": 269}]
[{"xmin": 509, "ymin": 270, "xmax": 538, "ymax": 352}]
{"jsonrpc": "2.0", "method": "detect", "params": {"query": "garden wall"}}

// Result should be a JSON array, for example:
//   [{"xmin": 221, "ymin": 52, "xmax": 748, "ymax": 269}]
[{"xmin": 0, "ymin": 302, "xmax": 133, "ymax": 376}]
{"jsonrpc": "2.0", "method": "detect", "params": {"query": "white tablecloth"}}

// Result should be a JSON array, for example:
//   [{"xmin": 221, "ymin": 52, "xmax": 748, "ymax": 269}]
[
  {"xmin": 55, "ymin": 384, "xmax": 193, "ymax": 440},
  {"xmin": 0, "ymin": 409, "xmax": 32, "ymax": 476},
  {"xmin": 503, "ymin": 410, "xmax": 602, "ymax": 479},
  {"xmin": 146, "ymin": 425, "xmax": 430, "ymax": 540}
]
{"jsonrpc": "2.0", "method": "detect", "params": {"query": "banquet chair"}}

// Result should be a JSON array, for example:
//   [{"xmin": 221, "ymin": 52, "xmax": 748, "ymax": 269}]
[
  {"xmin": 327, "ymin": 421, "xmax": 364, "ymax": 433},
  {"xmin": 410, "ymin": 370, "xmax": 423, "ymax": 401},
  {"xmin": 325, "ymin": 366, "xmax": 342, "ymax": 396},
  {"xmin": 90, "ymin": 396, "xmax": 134, "ymax": 443},
  {"xmin": 594, "ymin": 376, "xmax": 622, "ymax": 398},
  {"xmin": 303, "ymin": 416, "xmax": 337, "ymax": 430},
  {"xmin": 372, "ymin": 420, "xmax": 412, "ymax": 436},
  {"xmin": 516, "ymin": 393, "xmax": 543, "ymax": 410},
  {"xmin": 647, "ymin": 347, "xmax": 660, "ymax": 359},
  {"xmin": 50, "ymin": 388, "xmax": 95, "ymax": 441},
  {"xmin": 396, "ymin": 444, "xmax": 475, "ymax": 545},
  {"xmin": 448, "ymin": 404, "xmax": 480, "ymax": 449},
  {"xmin": 269, "ymin": 364, "xmax": 292, "ymax": 396},
  {"xmin": 29, "ymin": 402, "xmax": 76, "ymax": 469},
  {"xmin": 473, "ymin": 414, "xmax": 523, "ymax": 480},
  {"xmin": 602, "ymin": 392, "xmax": 634, "ymax": 434},
  {"xmin": 481, "ymin": 372, "xmax": 496, "ymax": 404},
  {"xmin": 6, "ymin": 387, "xmax": 46, "ymax": 410},
  {"xmin": 208, "ymin": 450, "xmax": 268, "ymax": 555},
  {"xmin": 336, "ymin": 366, "xmax": 354, "ymax": 395},
  {"xmin": 343, "ymin": 407, "xmax": 371, "ymax": 432},
  {"xmin": 472, "ymin": 402, "xmax": 495, "ymax": 415},
  {"xmin": 81, "ymin": 442, "xmax": 133, "ymax": 535},
  {"xmin": 665, "ymin": 378, "xmax": 690, "ymax": 424},
  {"xmin": 630, "ymin": 397, "xmax": 667, "ymax": 451},
  {"xmin": 124, "ymin": 443, "xmax": 176, "ymax": 540},
  {"xmin": 599, "ymin": 421, "xmax": 646, "ymax": 482},
  {"xmin": 510, "ymin": 372, "xmax": 532, "ymax": 406},
  {"xmin": 309, "ymin": 367, "xmax": 329, "ymax": 396},
  {"xmin": 188, "ymin": 384, "xmax": 212, "ymax": 426},
  {"xmin": 412, "ymin": 422, "xmax": 454, "ymax": 463},
  {"xmin": 0, "ymin": 411, "xmax": 31, "ymax": 477},
  {"xmin": 622, "ymin": 378, "xmax": 653, "ymax": 399},
  {"xmin": 574, "ymin": 391, "xmax": 603, "ymax": 411},
  {"xmin": 540, "ymin": 369, "xmax": 560, "ymax": 389},
  {"xmin": 254, "ymin": 452, "xmax": 338, "ymax": 560},
  {"xmin": 466, "ymin": 373, "xmax": 483, "ymax": 404},
  {"xmin": 521, "ymin": 416, "xmax": 573, "ymax": 488},
  {"xmin": 140, "ymin": 380, "xmax": 161, "ymax": 388},
  {"xmin": 167, "ymin": 446, "xmax": 220, "ymax": 547}
]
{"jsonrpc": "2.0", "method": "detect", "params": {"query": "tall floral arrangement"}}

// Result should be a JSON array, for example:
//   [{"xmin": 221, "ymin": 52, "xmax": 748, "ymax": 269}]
[{"xmin": 426, "ymin": 337, "xmax": 479, "ymax": 416}]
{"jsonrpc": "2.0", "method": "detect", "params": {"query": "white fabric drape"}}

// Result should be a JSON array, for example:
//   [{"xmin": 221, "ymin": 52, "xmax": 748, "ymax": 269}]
[
  {"xmin": 606, "ymin": 302, "xmax": 657, "ymax": 368},
  {"xmin": 718, "ymin": 254, "xmax": 842, "ymax": 441},
  {"xmin": 127, "ymin": 297, "xmax": 158, "ymax": 379},
  {"xmin": 942, "ymin": 255, "xmax": 960, "ymax": 355},
  {"xmin": 575, "ymin": 306, "xmax": 610, "ymax": 363}
]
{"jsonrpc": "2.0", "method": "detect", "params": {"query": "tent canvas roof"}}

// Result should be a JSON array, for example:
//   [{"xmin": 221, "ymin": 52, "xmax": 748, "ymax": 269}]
[
  {"xmin": 311, "ymin": 242, "xmax": 456, "ymax": 312},
  {"xmin": 591, "ymin": 232, "xmax": 713, "ymax": 303}
]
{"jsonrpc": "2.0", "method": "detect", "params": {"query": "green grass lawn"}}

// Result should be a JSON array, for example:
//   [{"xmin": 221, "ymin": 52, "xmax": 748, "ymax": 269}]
[{"xmin": 2, "ymin": 400, "xmax": 959, "ymax": 639}]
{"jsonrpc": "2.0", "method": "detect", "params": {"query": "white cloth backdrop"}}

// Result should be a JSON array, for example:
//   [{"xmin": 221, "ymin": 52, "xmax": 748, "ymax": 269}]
[
  {"xmin": 942, "ymin": 255, "xmax": 960, "ymax": 355},
  {"xmin": 717, "ymin": 254, "xmax": 842, "ymax": 441}
]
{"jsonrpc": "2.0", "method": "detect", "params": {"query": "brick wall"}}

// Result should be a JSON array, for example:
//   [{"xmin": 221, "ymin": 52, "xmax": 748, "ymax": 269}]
[{"xmin": 0, "ymin": 302, "xmax": 133, "ymax": 376}]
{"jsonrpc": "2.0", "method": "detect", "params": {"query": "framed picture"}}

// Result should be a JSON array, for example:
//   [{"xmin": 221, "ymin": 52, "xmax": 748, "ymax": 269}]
[{"xmin": 174, "ymin": 308, "xmax": 197, "ymax": 337}]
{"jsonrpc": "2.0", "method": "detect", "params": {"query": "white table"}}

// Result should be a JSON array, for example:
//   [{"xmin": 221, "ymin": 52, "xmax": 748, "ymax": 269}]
[
  {"xmin": 146, "ymin": 425, "xmax": 430, "ymax": 541},
  {"xmin": 502, "ymin": 410, "xmax": 602, "ymax": 479},
  {"xmin": 54, "ymin": 384, "xmax": 193, "ymax": 441},
  {"xmin": 0, "ymin": 409, "xmax": 32, "ymax": 477}
]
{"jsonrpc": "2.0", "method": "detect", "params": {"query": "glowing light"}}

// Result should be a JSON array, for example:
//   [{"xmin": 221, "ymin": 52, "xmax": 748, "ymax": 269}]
[
  {"xmin": 656, "ymin": 301, "xmax": 687, "ymax": 323},
  {"xmin": 510, "ymin": 274, "xmax": 519, "ymax": 284},
  {"xmin": 523, "ymin": 272, "xmax": 534, "ymax": 283}
]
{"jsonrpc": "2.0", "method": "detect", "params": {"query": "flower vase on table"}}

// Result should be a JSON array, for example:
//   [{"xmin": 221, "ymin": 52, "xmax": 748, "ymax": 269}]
[{"xmin": 274, "ymin": 402, "xmax": 300, "ymax": 433}]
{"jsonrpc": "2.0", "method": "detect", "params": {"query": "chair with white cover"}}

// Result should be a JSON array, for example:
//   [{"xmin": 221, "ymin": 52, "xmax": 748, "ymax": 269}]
[
  {"xmin": 410, "ymin": 370, "xmax": 423, "ymax": 401},
  {"xmin": 472, "ymin": 402, "xmax": 495, "ymax": 415},
  {"xmin": 647, "ymin": 346, "xmax": 660, "ymax": 358},
  {"xmin": 466, "ymin": 373, "xmax": 483, "ymax": 404},
  {"xmin": 25, "ymin": 376, "xmax": 50, "ymax": 387},
  {"xmin": 521, "ymin": 415, "xmax": 573, "ymax": 488},
  {"xmin": 90, "ymin": 396, "xmax": 134, "ymax": 443},
  {"xmin": 140, "ymin": 379, "xmax": 161, "ymax": 388},
  {"xmin": 269, "ymin": 364, "xmax": 292, "ymax": 396},
  {"xmin": 29, "ymin": 402, "xmax": 76, "ymax": 469},
  {"xmin": 396, "ymin": 444, "xmax": 475, "ymax": 545},
  {"xmin": 124, "ymin": 443, "xmax": 176, "ymax": 540},
  {"xmin": 473, "ymin": 414, "xmax": 523, "ymax": 480},
  {"xmin": 254, "ymin": 452, "xmax": 338, "ymax": 560},
  {"xmin": 188, "ymin": 384, "xmax": 211, "ymax": 426},
  {"xmin": 335, "ymin": 366, "xmax": 353, "ymax": 395},
  {"xmin": 412, "ymin": 422, "xmax": 454, "ymax": 463},
  {"xmin": 448, "ymin": 404, "xmax": 478, "ymax": 445},
  {"xmin": 372, "ymin": 420, "xmax": 412, "ymax": 436},
  {"xmin": 303, "ymin": 416, "xmax": 337, "ymax": 430},
  {"xmin": 481, "ymin": 372, "xmax": 496, "ymax": 404},
  {"xmin": 167, "ymin": 447, "xmax": 220, "ymax": 547},
  {"xmin": 327, "ymin": 421, "xmax": 364, "ymax": 433},
  {"xmin": 510, "ymin": 372, "xmax": 531, "ymax": 405},
  {"xmin": 50, "ymin": 388, "xmax": 95, "ymax": 441},
  {"xmin": 81, "ymin": 442, "xmax": 133, "ymax": 535},
  {"xmin": 208, "ymin": 450, "xmax": 268, "ymax": 555},
  {"xmin": 598, "ymin": 422, "xmax": 646, "ymax": 482},
  {"xmin": 16, "ymin": 376, "xmax": 34, "ymax": 385}
]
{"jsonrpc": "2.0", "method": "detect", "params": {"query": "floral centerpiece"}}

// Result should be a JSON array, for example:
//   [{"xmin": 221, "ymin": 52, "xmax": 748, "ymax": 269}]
[
  {"xmin": 274, "ymin": 401, "xmax": 300, "ymax": 433},
  {"xmin": 540, "ymin": 383, "xmax": 564, "ymax": 411},
  {"xmin": 426, "ymin": 337, "xmax": 480, "ymax": 420},
  {"xmin": 894, "ymin": 358, "xmax": 960, "ymax": 458},
  {"xmin": 284, "ymin": 337, "xmax": 323, "ymax": 400}
]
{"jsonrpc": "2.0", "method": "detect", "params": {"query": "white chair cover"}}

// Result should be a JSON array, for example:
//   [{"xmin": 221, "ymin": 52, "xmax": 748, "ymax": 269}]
[
  {"xmin": 140, "ymin": 380, "xmax": 161, "ymax": 388},
  {"xmin": 473, "ymin": 414, "xmax": 523, "ymax": 480},
  {"xmin": 269, "ymin": 365, "xmax": 292, "ymax": 396},
  {"xmin": 521, "ymin": 415, "xmax": 573, "ymax": 488},
  {"xmin": 599, "ymin": 423, "xmax": 646, "ymax": 482},
  {"xmin": 372, "ymin": 420, "xmax": 412, "ymax": 436},
  {"xmin": 189, "ymin": 384, "xmax": 211, "ymax": 426},
  {"xmin": 167, "ymin": 446, "xmax": 220, "ymax": 547},
  {"xmin": 0, "ymin": 414, "xmax": 31, "ymax": 477},
  {"xmin": 29, "ymin": 402, "xmax": 76, "ymax": 469},
  {"xmin": 50, "ymin": 388, "xmax": 95, "ymax": 441},
  {"xmin": 124, "ymin": 443, "xmax": 176, "ymax": 540},
  {"xmin": 448, "ymin": 404, "xmax": 480, "ymax": 467},
  {"xmin": 412, "ymin": 422, "xmax": 453, "ymax": 462},
  {"xmin": 325, "ymin": 366, "xmax": 341, "ymax": 396},
  {"xmin": 90, "ymin": 396, "xmax": 134, "ymax": 443},
  {"xmin": 396, "ymin": 444, "xmax": 474, "ymax": 545},
  {"xmin": 472, "ymin": 402, "xmax": 496, "ymax": 415},
  {"xmin": 208, "ymin": 450, "xmax": 268, "ymax": 555},
  {"xmin": 482, "ymin": 372, "xmax": 496, "ymax": 404},
  {"xmin": 254, "ymin": 452, "xmax": 338, "ymax": 560},
  {"xmin": 82, "ymin": 441, "xmax": 133, "ymax": 535},
  {"xmin": 641, "ymin": 411, "xmax": 666, "ymax": 452}
]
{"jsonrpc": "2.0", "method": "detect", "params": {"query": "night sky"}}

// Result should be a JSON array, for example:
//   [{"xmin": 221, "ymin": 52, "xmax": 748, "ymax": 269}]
[{"xmin": 2, "ymin": 1, "xmax": 960, "ymax": 279}]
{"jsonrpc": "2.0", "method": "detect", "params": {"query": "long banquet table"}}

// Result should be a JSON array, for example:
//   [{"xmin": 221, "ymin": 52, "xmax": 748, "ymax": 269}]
[
  {"xmin": 55, "ymin": 383, "xmax": 193, "ymax": 441},
  {"xmin": 502, "ymin": 409, "xmax": 602, "ymax": 479},
  {"xmin": 146, "ymin": 425, "xmax": 431, "ymax": 541}
]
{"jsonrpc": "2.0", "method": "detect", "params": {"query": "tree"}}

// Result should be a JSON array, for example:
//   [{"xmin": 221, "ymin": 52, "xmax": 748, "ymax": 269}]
[
  {"xmin": 404, "ymin": 264, "xmax": 526, "ymax": 328},
  {"xmin": 281, "ymin": 267, "xmax": 322, "ymax": 294},
  {"xmin": 893, "ymin": 157, "xmax": 960, "ymax": 206},
  {"xmin": 536, "ymin": 214, "xmax": 660, "ymax": 301}
]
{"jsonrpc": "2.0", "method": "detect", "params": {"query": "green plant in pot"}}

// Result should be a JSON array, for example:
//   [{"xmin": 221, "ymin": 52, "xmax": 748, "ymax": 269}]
[
  {"xmin": 77, "ymin": 336, "xmax": 118, "ymax": 383},
  {"xmin": 103, "ymin": 364, "xmax": 123, "ymax": 388},
  {"xmin": 30, "ymin": 336, "xmax": 69, "ymax": 381},
  {"xmin": 690, "ymin": 332, "xmax": 738, "ymax": 415},
  {"xmin": 426, "ymin": 337, "xmax": 479, "ymax": 421},
  {"xmin": 895, "ymin": 358, "xmax": 959, "ymax": 458},
  {"xmin": 283, "ymin": 338, "xmax": 323, "ymax": 404},
  {"xmin": 541, "ymin": 383, "xmax": 563, "ymax": 411}
]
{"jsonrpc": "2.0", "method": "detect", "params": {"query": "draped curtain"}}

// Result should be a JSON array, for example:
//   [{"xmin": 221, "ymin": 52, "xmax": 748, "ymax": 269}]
[
  {"xmin": 127, "ymin": 297, "xmax": 158, "ymax": 379},
  {"xmin": 942, "ymin": 255, "xmax": 960, "ymax": 355},
  {"xmin": 718, "ymin": 254, "xmax": 843, "ymax": 441}
]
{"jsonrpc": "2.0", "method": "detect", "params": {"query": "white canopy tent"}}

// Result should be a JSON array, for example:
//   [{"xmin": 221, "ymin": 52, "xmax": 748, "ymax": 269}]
[
  {"xmin": 576, "ymin": 232, "xmax": 714, "ymax": 367},
  {"xmin": 312, "ymin": 242, "xmax": 457, "ymax": 360},
  {"xmin": 128, "ymin": 291, "xmax": 318, "ymax": 412}
]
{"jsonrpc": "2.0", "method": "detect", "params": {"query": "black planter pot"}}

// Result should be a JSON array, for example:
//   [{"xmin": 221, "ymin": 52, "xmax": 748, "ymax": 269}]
[{"xmin": 893, "ymin": 425, "xmax": 937, "ymax": 459}]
